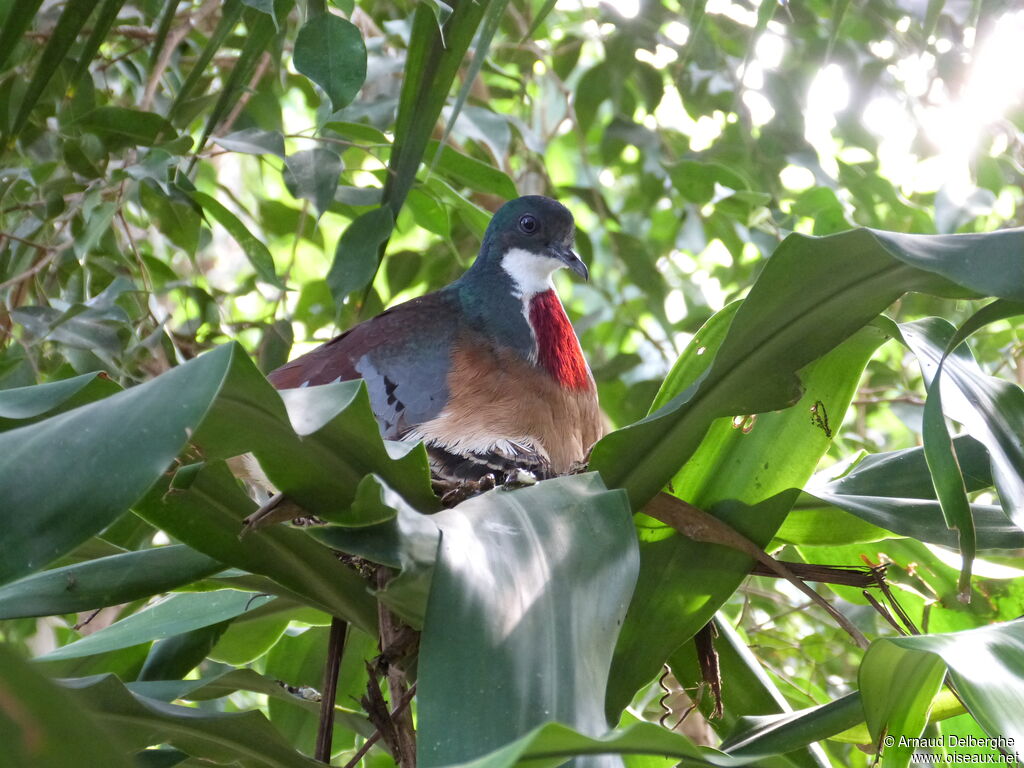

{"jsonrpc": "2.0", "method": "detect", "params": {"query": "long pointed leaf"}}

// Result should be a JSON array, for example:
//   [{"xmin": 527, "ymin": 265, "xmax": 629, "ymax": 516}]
[{"xmin": 9, "ymin": 0, "xmax": 98, "ymax": 137}]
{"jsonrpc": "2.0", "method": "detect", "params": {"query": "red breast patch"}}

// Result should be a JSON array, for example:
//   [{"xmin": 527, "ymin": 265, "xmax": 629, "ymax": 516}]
[{"xmin": 528, "ymin": 290, "xmax": 591, "ymax": 390}]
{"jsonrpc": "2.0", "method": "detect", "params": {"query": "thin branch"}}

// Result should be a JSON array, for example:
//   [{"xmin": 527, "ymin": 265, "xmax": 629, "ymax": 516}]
[
  {"xmin": 219, "ymin": 51, "xmax": 272, "ymax": 136},
  {"xmin": 643, "ymin": 492, "xmax": 871, "ymax": 649},
  {"xmin": 344, "ymin": 683, "xmax": 417, "ymax": 768}
]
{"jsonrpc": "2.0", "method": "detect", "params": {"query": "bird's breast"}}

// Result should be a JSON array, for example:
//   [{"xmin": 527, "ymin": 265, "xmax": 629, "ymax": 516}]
[{"xmin": 527, "ymin": 289, "xmax": 592, "ymax": 390}]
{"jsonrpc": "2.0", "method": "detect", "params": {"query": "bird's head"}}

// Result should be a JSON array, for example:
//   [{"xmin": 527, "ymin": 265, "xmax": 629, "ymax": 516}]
[{"xmin": 478, "ymin": 195, "xmax": 588, "ymax": 294}]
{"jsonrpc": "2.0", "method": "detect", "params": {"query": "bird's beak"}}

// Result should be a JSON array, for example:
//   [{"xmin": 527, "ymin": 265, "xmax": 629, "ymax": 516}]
[{"xmin": 558, "ymin": 246, "xmax": 589, "ymax": 281}]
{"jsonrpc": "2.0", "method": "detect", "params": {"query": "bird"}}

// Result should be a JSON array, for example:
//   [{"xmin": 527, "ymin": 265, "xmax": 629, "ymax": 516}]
[{"xmin": 267, "ymin": 195, "xmax": 602, "ymax": 485}]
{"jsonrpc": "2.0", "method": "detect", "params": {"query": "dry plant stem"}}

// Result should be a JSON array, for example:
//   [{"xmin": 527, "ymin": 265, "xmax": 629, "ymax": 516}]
[
  {"xmin": 344, "ymin": 683, "xmax": 417, "ymax": 768},
  {"xmin": 375, "ymin": 567, "xmax": 417, "ymax": 768},
  {"xmin": 315, "ymin": 617, "xmax": 349, "ymax": 763},
  {"xmin": 643, "ymin": 492, "xmax": 871, "ymax": 649}
]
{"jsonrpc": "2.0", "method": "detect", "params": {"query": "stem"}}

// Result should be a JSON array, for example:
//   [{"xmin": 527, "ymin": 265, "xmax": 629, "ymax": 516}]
[{"xmin": 315, "ymin": 617, "xmax": 349, "ymax": 763}]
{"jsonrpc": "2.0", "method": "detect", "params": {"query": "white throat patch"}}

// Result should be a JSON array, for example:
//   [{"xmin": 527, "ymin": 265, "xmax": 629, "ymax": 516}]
[{"xmin": 500, "ymin": 247, "xmax": 563, "ymax": 298}]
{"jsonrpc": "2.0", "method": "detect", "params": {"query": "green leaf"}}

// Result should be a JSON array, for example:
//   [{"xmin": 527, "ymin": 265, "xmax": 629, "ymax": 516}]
[
  {"xmin": 592, "ymin": 227, "xmax": 1024, "ymax": 510},
  {"xmin": 0, "ymin": 371, "xmax": 120, "ymax": 431},
  {"xmin": 263, "ymin": 625, "xmax": 373, "ymax": 753},
  {"xmin": 860, "ymin": 619, "xmax": 1024, "ymax": 767},
  {"xmin": 0, "ymin": 644, "xmax": 133, "ymax": 768},
  {"xmin": 39, "ymin": 590, "xmax": 275, "ymax": 661},
  {"xmin": 190, "ymin": 2, "xmax": 286, "ymax": 160},
  {"xmin": 293, "ymin": 14, "xmax": 367, "ymax": 112},
  {"xmin": 75, "ymin": 107, "xmax": 176, "ymax": 149},
  {"xmin": 430, "ymin": 0, "xmax": 510, "ymax": 167},
  {"xmin": 719, "ymin": 692, "xmax": 865, "ymax": 760},
  {"xmin": 901, "ymin": 317, "xmax": 1024, "ymax": 591},
  {"xmin": 417, "ymin": 474, "xmax": 637, "ymax": 766},
  {"xmin": 0, "ymin": 0, "xmax": 43, "ymax": 73},
  {"xmin": 0, "ymin": 343, "xmax": 433, "ymax": 588},
  {"xmin": 168, "ymin": 0, "xmax": 243, "ymax": 122},
  {"xmin": 69, "ymin": 0, "xmax": 127, "ymax": 85},
  {"xmin": 416, "ymin": 718, "xmax": 759, "ymax": 767},
  {"xmin": 801, "ymin": 437, "xmax": 1024, "ymax": 550},
  {"xmin": 135, "ymin": 461, "xmax": 379, "ymax": 634},
  {"xmin": 138, "ymin": 620, "xmax": 232, "ymax": 681},
  {"xmin": 606, "ymin": 327, "xmax": 885, "ymax": 718},
  {"xmin": 670, "ymin": 617, "xmax": 831, "ymax": 767},
  {"xmin": 139, "ymin": 179, "xmax": 201, "ymax": 256},
  {"xmin": 283, "ymin": 147, "xmax": 342, "ymax": 217},
  {"xmin": 214, "ymin": 127, "xmax": 286, "ymax": 158},
  {"xmin": 189, "ymin": 190, "xmax": 283, "ymax": 287},
  {"xmin": 61, "ymin": 674, "xmax": 322, "ymax": 767},
  {"xmin": 430, "ymin": 142, "xmax": 518, "ymax": 199},
  {"xmin": 8, "ymin": 0, "xmax": 97, "ymax": 137},
  {"xmin": 0, "ymin": 545, "xmax": 223, "ymax": 619},
  {"xmin": 383, "ymin": 0, "xmax": 488, "ymax": 218},
  {"xmin": 327, "ymin": 206, "xmax": 394, "ymax": 303}
]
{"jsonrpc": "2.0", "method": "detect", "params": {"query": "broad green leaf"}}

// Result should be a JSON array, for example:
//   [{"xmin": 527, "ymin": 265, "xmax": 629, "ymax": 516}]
[
  {"xmin": 802, "ymin": 437, "xmax": 1024, "ymax": 550},
  {"xmin": 383, "ymin": 0, "xmax": 488, "ymax": 218},
  {"xmin": 311, "ymin": 476, "xmax": 441, "ymax": 627},
  {"xmin": 191, "ymin": 2, "xmax": 287, "ymax": 160},
  {"xmin": 168, "ymin": 0, "xmax": 243, "ymax": 122},
  {"xmin": 0, "ymin": 343, "xmax": 433, "ymax": 588},
  {"xmin": 135, "ymin": 461, "xmax": 379, "ymax": 634},
  {"xmin": 417, "ymin": 473, "xmax": 637, "ymax": 767},
  {"xmin": 0, "ymin": 371, "xmax": 120, "ymax": 430},
  {"xmin": 0, "ymin": 0, "xmax": 43, "ymax": 72},
  {"xmin": 902, "ymin": 317, "xmax": 1024, "ymax": 590},
  {"xmin": 419, "ymin": 719, "xmax": 761, "ymax": 768},
  {"xmin": 139, "ymin": 179, "xmax": 201, "ymax": 256},
  {"xmin": 606, "ymin": 327, "xmax": 884, "ymax": 718},
  {"xmin": 262, "ymin": 625, "xmax": 371, "ymax": 754},
  {"xmin": 39, "ymin": 590, "xmax": 275, "ymax": 661},
  {"xmin": 0, "ymin": 347, "xmax": 233, "ymax": 586},
  {"xmin": 430, "ymin": 142, "xmax": 518, "ymax": 199},
  {"xmin": 860, "ymin": 619, "xmax": 1024, "ymax": 767},
  {"xmin": 0, "ymin": 644, "xmax": 132, "ymax": 768},
  {"xmin": 69, "ymin": 0, "xmax": 128, "ymax": 85},
  {"xmin": 131, "ymin": 663, "xmax": 373, "ymax": 736},
  {"xmin": 719, "ymin": 693, "xmax": 865, "ymax": 760},
  {"xmin": 0, "ymin": 545, "xmax": 223, "ymax": 619},
  {"xmin": 209, "ymin": 612, "xmax": 289, "ymax": 665},
  {"xmin": 8, "ymin": 0, "xmax": 97, "ymax": 137},
  {"xmin": 283, "ymin": 147, "xmax": 342, "ymax": 217},
  {"xmin": 431, "ymin": 0, "xmax": 510, "ymax": 167},
  {"xmin": 189, "ymin": 190, "xmax": 283, "ymax": 287},
  {"xmin": 592, "ymin": 227, "xmax": 1024, "ymax": 510},
  {"xmin": 670, "ymin": 618, "xmax": 830, "ymax": 768},
  {"xmin": 75, "ymin": 107, "xmax": 177, "ymax": 149},
  {"xmin": 327, "ymin": 206, "xmax": 395, "ymax": 303},
  {"xmin": 214, "ymin": 127, "xmax": 286, "ymax": 158},
  {"xmin": 775, "ymin": 503, "xmax": 895, "ymax": 547},
  {"xmin": 61, "ymin": 674, "xmax": 321, "ymax": 767},
  {"xmin": 293, "ymin": 14, "xmax": 367, "ymax": 111},
  {"xmin": 138, "ymin": 621, "xmax": 232, "ymax": 681}
]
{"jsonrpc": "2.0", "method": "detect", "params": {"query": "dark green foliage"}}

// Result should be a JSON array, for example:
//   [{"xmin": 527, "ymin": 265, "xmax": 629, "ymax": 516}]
[{"xmin": 2, "ymin": 1, "xmax": 1023, "ymax": 767}]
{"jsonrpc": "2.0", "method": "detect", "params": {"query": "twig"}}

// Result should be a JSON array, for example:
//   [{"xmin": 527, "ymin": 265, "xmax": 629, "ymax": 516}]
[
  {"xmin": 316, "ymin": 618, "xmax": 349, "ymax": 763},
  {"xmin": 142, "ymin": 0, "xmax": 220, "ymax": 110},
  {"xmin": 0, "ymin": 250, "xmax": 60, "ymax": 291},
  {"xmin": 219, "ymin": 51, "xmax": 272, "ymax": 136},
  {"xmin": 643, "ymin": 492, "xmax": 871, "ymax": 649},
  {"xmin": 374, "ymin": 568, "xmax": 417, "ymax": 768},
  {"xmin": 343, "ymin": 683, "xmax": 417, "ymax": 768}
]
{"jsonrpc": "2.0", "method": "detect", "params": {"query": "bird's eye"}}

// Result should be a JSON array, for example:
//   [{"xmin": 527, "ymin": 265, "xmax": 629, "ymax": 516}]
[{"xmin": 518, "ymin": 214, "xmax": 538, "ymax": 234}]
